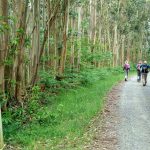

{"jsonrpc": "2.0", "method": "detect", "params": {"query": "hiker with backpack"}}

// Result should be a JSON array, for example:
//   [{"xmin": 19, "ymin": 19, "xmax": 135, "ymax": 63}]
[
  {"xmin": 123, "ymin": 60, "xmax": 130, "ymax": 81},
  {"xmin": 140, "ymin": 61, "xmax": 150, "ymax": 86},
  {"xmin": 136, "ymin": 61, "xmax": 142, "ymax": 82}
]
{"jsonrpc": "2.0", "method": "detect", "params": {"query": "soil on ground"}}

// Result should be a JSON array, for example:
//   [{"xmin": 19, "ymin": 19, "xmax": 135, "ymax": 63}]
[{"xmin": 84, "ymin": 82, "xmax": 123, "ymax": 150}]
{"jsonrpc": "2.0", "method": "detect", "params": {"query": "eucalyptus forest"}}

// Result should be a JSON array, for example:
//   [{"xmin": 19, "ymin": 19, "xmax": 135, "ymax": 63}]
[{"xmin": 0, "ymin": 0, "xmax": 150, "ymax": 149}]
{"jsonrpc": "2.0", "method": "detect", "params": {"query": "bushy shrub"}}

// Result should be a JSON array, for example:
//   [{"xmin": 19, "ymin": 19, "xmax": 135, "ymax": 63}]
[{"xmin": 39, "ymin": 71, "xmax": 58, "ymax": 88}]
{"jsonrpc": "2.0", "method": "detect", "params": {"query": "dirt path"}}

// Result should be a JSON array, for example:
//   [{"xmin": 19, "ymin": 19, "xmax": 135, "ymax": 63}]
[{"xmin": 84, "ymin": 75, "xmax": 150, "ymax": 150}]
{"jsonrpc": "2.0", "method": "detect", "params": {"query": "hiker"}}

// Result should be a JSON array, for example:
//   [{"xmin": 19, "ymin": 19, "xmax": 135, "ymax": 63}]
[
  {"xmin": 123, "ymin": 60, "xmax": 130, "ymax": 81},
  {"xmin": 136, "ymin": 61, "xmax": 142, "ymax": 82},
  {"xmin": 140, "ymin": 61, "xmax": 150, "ymax": 86}
]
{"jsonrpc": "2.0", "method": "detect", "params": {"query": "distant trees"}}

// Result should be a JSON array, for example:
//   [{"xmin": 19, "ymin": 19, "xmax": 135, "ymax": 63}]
[{"xmin": 0, "ymin": 0, "xmax": 150, "ymax": 105}]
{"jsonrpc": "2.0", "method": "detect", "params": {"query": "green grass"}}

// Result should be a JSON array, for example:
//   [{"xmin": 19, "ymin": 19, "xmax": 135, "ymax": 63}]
[{"xmin": 4, "ymin": 70, "xmax": 124, "ymax": 150}]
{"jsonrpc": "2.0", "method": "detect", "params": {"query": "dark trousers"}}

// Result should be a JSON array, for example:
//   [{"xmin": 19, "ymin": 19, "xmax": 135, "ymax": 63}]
[
  {"xmin": 137, "ymin": 70, "xmax": 141, "ymax": 80},
  {"xmin": 124, "ymin": 70, "xmax": 129, "ymax": 79}
]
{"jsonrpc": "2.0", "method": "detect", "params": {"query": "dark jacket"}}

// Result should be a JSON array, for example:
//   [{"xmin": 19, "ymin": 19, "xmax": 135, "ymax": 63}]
[{"xmin": 140, "ymin": 64, "xmax": 150, "ymax": 73}]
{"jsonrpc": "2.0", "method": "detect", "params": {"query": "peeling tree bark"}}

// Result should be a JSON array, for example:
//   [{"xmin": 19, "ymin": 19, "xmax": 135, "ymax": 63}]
[{"xmin": 14, "ymin": 0, "xmax": 29, "ymax": 102}]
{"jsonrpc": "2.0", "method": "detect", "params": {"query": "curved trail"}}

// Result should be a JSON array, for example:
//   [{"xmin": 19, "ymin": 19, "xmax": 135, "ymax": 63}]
[
  {"xmin": 118, "ymin": 75, "xmax": 150, "ymax": 150},
  {"xmin": 84, "ymin": 75, "xmax": 150, "ymax": 150}
]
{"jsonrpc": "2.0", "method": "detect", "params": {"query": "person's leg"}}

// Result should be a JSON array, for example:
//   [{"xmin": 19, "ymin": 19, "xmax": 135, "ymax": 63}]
[
  {"xmin": 137, "ymin": 70, "xmax": 140, "ymax": 81},
  {"xmin": 139, "ymin": 71, "xmax": 141, "ymax": 81},
  {"xmin": 142, "ymin": 73, "xmax": 147, "ymax": 86},
  {"xmin": 145, "ymin": 73, "xmax": 148, "ymax": 84},
  {"xmin": 127, "ymin": 70, "xmax": 129, "ymax": 79},
  {"xmin": 124, "ymin": 71, "xmax": 127, "ymax": 81},
  {"xmin": 138, "ymin": 70, "xmax": 142, "ymax": 81},
  {"xmin": 142, "ymin": 73, "xmax": 145, "ymax": 85}
]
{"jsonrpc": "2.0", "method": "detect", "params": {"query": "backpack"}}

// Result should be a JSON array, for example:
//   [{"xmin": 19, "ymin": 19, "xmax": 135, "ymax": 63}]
[
  {"xmin": 141, "ymin": 65, "xmax": 148, "ymax": 73},
  {"xmin": 124, "ymin": 64, "xmax": 130, "ymax": 70}
]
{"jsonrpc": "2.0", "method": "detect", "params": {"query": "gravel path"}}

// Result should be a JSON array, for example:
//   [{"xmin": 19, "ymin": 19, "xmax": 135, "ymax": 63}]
[
  {"xmin": 118, "ymin": 75, "xmax": 150, "ymax": 150},
  {"xmin": 85, "ymin": 75, "xmax": 150, "ymax": 150}
]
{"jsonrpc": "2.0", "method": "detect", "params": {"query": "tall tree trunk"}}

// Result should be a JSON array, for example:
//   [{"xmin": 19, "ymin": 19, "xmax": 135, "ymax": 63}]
[
  {"xmin": 14, "ymin": 0, "xmax": 28, "ymax": 102},
  {"xmin": 77, "ymin": 6, "xmax": 82, "ymax": 71},
  {"xmin": 30, "ymin": 0, "xmax": 40, "ymax": 83},
  {"xmin": 48, "ymin": 0, "xmax": 56, "ymax": 71},
  {"xmin": 89, "ymin": 0, "xmax": 96, "ymax": 65},
  {"xmin": 127, "ymin": 34, "xmax": 131, "ymax": 62},
  {"xmin": 59, "ymin": 0, "xmax": 69, "ymax": 75},
  {"xmin": 0, "ymin": 0, "xmax": 8, "ymax": 109},
  {"xmin": 113, "ymin": 23, "xmax": 118, "ymax": 67},
  {"xmin": 31, "ymin": 1, "xmax": 61, "ymax": 85},
  {"xmin": 121, "ymin": 35, "xmax": 125, "ymax": 65},
  {"xmin": 53, "ymin": 21, "xmax": 57, "ymax": 75},
  {"xmin": 0, "ymin": 0, "xmax": 8, "ymax": 146},
  {"xmin": 70, "ymin": 18, "xmax": 75, "ymax": 71}
]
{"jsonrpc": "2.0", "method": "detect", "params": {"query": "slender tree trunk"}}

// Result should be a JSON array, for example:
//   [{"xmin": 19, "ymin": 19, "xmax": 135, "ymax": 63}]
[
  {"xmin": 70, "ymin": 18, "xmax": 75, "ymax": 71},
  {"xmin": 53, "ymin": 21, "xmax": 57, "ymax": 75},
  {"xmin": 0, "ymin": 0, "xmax": 9, "ymax": 110},
  {"xmin": 48, "ymin": 0, "xmax": 56, "ymax": 71},
  {"xmin": 89, "ymin": 0, "xmax": 96, "ymax": 65},
  {"xmin": 127, "ymin": 34, "xmax": 131, "ymax": 61},
  {"xmin": 30, "ymin": 0, "xmax": 40, "ymax": 82},
  {"xmin": 59, "ymin": 0, "xmax": 69, "ymax": 75},
  {"xmin": 113, "ymin": 23, "xmax": 118, "ymax": 67},
  {"xmin": 121, "ymin": 35, "xmax": 125, "ymax": 65},
  {"xmin": 77, "ymin": 6, "xmax": 82, "ymax": 71},
  {"xmin": 14, "ymin": 0, "xmax": 28, "ymax": 102},
  {"xmin": 0, "ymin": 0, "xmax": 8, "ymax": 146},
  {"xmin": 31, "ymin": 1, "xmax": 61, "ymax": 85}
]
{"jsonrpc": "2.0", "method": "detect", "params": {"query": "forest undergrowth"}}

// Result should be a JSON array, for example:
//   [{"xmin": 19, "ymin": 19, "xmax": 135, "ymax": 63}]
[{"xmin": 3, "ymin": 67, "xmax": 125, "ymax": 149}]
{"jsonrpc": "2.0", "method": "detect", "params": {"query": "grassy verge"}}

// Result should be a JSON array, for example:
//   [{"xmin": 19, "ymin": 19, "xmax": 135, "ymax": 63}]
[{"xmin": 4, "ymin": 69, "xmax": 124, "ymax": 150}]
